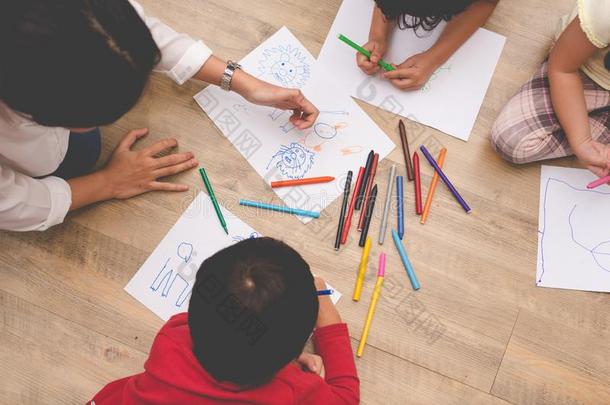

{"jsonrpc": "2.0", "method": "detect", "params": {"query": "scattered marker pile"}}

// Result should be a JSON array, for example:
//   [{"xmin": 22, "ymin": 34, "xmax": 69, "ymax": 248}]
[{"xmin": 334, "ymin": 119, "xmax": 472, "ymax": 357}]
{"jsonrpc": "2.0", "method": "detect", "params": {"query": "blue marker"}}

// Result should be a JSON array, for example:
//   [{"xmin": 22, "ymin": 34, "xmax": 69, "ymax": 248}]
[
  {"xmin": 317, "ymin": 289, "xmax": 334, "ymax": 296},
  {"xmin": 392, "ymin": 229, "xmax": 420, "ymax": 290},
  {"xmin": 239, "ymin": 199, "xmax": 320, "ymax": 219},
  {"xmin": 396, "ymin": 176, "xmax": 404, "ymax": 239}
]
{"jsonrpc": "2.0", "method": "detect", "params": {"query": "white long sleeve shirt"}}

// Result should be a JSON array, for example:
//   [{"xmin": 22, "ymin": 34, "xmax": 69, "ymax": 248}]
[{"xmin": 0, "ymin": 1, "xmax": 212, "ymax": 231}]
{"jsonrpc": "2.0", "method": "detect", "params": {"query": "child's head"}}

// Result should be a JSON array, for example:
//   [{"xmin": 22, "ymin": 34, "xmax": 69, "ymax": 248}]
[
  {"xmin": 374, "ymin": 0, "xmax": 479, "ymax": 32},
  {"xmin": 0, "ymin": 0, "xmax": 160, "ymax": 128},
  {"xmin": 189, "ymin": 237, "xmax": 319, "ymax": 387}
]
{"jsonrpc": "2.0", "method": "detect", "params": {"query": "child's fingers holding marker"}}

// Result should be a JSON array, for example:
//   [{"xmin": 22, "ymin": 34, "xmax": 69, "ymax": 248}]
[{"xmin": 357, "ymin": 41, "xmax": 384, "ymax": 75}]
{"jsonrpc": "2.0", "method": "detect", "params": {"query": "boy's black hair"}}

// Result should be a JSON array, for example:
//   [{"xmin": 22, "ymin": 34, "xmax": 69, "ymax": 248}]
[
  {"xmin": 189, "ymin": 237, "xmax": 319, "ymax": 387},
  {"xmin": 374, "ymin": 0, "xmax": 480, "ymax": 33},
  {"xmin": 0, "ymin": 0, "xmax": 160, "ymax": 128}
]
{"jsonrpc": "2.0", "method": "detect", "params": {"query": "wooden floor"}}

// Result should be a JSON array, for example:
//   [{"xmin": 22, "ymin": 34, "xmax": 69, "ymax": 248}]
[{"xmin": 2, "ymin": 0, "xmax": 610, "ymax": 404}]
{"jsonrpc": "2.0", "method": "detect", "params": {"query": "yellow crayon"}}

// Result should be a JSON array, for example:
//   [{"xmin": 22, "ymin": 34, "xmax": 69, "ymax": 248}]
[
  {"xmin": 353, "ymin": 237, "xmax": 372, "ymax": 301},
  {"xmin": 357, "ymin": 253, "xmax": 386, "ymax": 357}
]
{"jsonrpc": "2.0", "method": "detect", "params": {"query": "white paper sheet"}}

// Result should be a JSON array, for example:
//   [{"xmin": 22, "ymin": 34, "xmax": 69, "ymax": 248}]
[
  {"xmin": 194, "ymin": 27, "xmax": 395, "ymax": 224},
  {"xmin": 125, "ymin": 192, "xmax": 341, "ymax": 321},
  {"xmin": 537, "ymin": 166, "xmax": 610, "ymax": 293},
  {"xmin": 317, "ymin": 0, "xmax": 506, "ymax": 141}
]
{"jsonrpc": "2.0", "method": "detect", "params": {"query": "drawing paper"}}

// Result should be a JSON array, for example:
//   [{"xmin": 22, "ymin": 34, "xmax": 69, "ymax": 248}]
[
  {"xmin": 537, "ymin": 166, "xmax": 610, "ymax": 293},
  {"xmin": 317, "ymin": 0, "xmax": 506, "ymax": 141},
  {"xmin": 194, "ymin": 27, "xmax": 395, "ymax": 224},
  {"xmin": 126, "ymin": 192, "xmax": 341, "ymax": 321}
]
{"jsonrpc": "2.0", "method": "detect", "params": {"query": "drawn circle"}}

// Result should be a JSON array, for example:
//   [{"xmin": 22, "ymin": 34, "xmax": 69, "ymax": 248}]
[
  {"xmin": 281, "ymin": 146, "xmax": 307, "ymax": 169},
  {"xmin": 314, "ymin": 123, "xmax": 337, "ymax": 139}
]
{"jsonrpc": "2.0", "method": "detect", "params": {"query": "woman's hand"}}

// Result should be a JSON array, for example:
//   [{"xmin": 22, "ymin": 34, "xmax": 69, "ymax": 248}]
[
  {"xmin": 383, "ymin": 52, "xmax": 440, "ymax": 91},
  {"xmin": 242, "ymin": 83, "xmax": 319, "ymax": 129},
  {"xmin": 296, "ymin": 352, "xmax": 325, "ymax": 379},
  {"xmin": 102, "ymin": 128, "xmax": 198, "ymax": 199},
  {"xmin": 357, "ymin": 39, "xmax": 388, "ymax": 76},
  {"xmin": 573, "ymin": 139, "xmax": 610, "ymax": 178}
]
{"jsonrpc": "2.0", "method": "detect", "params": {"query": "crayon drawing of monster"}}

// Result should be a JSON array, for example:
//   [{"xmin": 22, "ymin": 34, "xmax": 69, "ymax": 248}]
[{"xmin": 258, "ymin": 45, "xmax": 310, "ymax": 88}]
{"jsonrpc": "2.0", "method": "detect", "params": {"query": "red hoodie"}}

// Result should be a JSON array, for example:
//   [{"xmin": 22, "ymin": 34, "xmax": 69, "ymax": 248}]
[{"xmin": 89, "ymin": 313, "xmax": 359, "ymax": 405}]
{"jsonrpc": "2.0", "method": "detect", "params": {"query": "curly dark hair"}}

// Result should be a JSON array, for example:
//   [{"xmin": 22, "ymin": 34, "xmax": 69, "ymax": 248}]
[{"xmin": 374, "ymin": 0, "xmax": 480, "ymax": 33}]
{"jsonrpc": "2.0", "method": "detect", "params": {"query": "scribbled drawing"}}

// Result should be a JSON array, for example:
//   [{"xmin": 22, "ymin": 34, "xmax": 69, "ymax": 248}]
[
  {"xmin": 177, "ymin": 242, "xmax": 193, "ymax": 263},
  {"xmin": 567, "ymin": 205, "xmax": 610, "ymax": 272},
  {"xmin": 340, "ymin": 146, "xmax": 364, "ymax": 156},
  {"xmin": 266, "ymin": 143, "xmax": 315, "ymax": 179},
  {"xmin": 301, "ymin": 121, "xmax": 348, "ymax": 152},
  {"xmin": 269, "ymin": 109, "xmax": 285, "ymax": 121},
  {"xmin": 421, "ymin": 64, "xmax": 452, "ymax": 93},
  {"xmin": 232, "ymin": 232, "xmax": 261, "ymax": 243},
  {"xmin": 280, "ymin": 121, "xmax": 297, "ymax": 134},
  {"xmin": 538, "ymin": 178, "xmax": 610, "ymax": 284},
  {"xmin": 258, "ymin": 45, "xmax": 310, "ymax": 88}
]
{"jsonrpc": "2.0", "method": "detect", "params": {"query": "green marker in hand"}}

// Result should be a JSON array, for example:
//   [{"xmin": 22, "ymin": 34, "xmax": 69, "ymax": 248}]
[{"xmin": 338, "ymin": 34, "xmax": 395, "ymax": 72}]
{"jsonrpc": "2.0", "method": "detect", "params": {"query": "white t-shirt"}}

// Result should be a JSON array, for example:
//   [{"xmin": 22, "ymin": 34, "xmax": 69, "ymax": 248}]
[
  {"xmin": 0, "ymin": 1, "xmax": 212, "ymax": 231},
  {"xmin": 557, "ymin": 0, "xmax": 610, "ymax": 89}
]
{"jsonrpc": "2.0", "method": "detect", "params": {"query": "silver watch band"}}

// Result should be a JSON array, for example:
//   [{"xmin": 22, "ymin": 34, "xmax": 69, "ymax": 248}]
[{"xmin": 220, "ymin": 61, "xmax": 242, "ymax": 91}]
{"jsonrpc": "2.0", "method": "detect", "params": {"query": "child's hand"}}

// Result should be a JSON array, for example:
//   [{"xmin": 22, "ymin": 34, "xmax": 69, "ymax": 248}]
[
  {"xmin": 573, "ymin": 139, "xmax": 610, "ymax": 178},
  {"xmin": 313, "ymin": 276, "xmax": 342, "ymax": 328},
  {"xmin": 296, "ymin": 352, "xmax": 325, "ymax": 379},
  {"xmin": 383, "ymin": 51, "xmax": 440, "ymax": 91},
  {"xmin": 102, "ymin": 128, "xmax": 197, "ymax": 199},
  {"xmin": 243, "ymin": 83, "xmax": 319, "ymax": 129},
  {"xmin": 357, "ymin": 39, "xmax": 387, "ymax": 76}
]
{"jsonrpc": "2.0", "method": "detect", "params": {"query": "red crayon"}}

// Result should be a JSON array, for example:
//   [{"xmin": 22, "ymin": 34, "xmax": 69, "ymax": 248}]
[
  {"xmin": 341, "ymin": 167, "xmax": 365, "ymax": 244},
  {"xmin": 413, "ymin": 152, "xmax": 423, "ymax": 215},
  {"xmin": 358, "ymin": 153, "xmax": 379, "ymax": 231}
]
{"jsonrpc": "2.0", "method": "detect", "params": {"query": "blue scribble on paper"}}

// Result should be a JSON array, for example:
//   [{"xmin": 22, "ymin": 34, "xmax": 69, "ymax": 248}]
[
  {"xmin": 150, "ymin": 242, "xmax": 195, "ymax": 308},
  {"xmin": 266, "ymin": 143, "xmax": 315, "ymax": 179},
  {"xmin": 232, "ymin": 232, "xmax": 261, "ymax": 243},
  {"xmin": 258, "ymin": 45, "xmax": 310, "ymax": 88}
]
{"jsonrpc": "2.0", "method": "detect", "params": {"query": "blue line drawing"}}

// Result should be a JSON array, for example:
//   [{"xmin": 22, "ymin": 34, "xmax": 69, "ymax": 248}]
[
  {"xmin": 232, "ymin": 232, "xmax": 261, "ymax": 243},
  {"xmin": 177, "ymin": 242, "xmax": 193, "ymax": 263},
  {"xmin": 269, "ymin": 108, "xmax": 285, "ymax": 121},
  {"xmin": 258, "ymin": 45, "xmax": 310, "ymax": 88},
  {"xmin": 150, "ymin": 242, "xmax": 195, "ymax": 308},
  {"xmin": 538, "ymin": 178, "xmax": 610, "ymax": 283},
  {"xmin": 280, "ymin": 121, "xmax": 297, "ymax": 134},
  {"xmin": 266, "ymin": 143, "xmax": 315, "ymax": 179}
]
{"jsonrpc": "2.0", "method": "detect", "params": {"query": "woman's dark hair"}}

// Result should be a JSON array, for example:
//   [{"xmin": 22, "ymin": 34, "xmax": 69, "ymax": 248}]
[
  {"xmin": 374, "ymin": 0, "xmax": 479, "ymax": 33},
  {"xmin": 189, "ymin": 237, "xmax": 319, "ymax": 387},
  {"xmin": 0, "ymin": 0, "xmax": 160, "ymax": 128}
]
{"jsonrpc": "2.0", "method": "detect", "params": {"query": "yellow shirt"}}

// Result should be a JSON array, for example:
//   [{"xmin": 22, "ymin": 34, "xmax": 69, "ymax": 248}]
[{"xmin": 558, "ymin": 0, "xmax": 610, "ymax": 90}]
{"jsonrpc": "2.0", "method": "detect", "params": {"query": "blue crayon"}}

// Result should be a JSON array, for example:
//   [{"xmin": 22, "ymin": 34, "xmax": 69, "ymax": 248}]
[
  {"xmin": 239, "ymin": 199, "xmax": 320, "ymax": 218},
  {"xmin": 317, "ymin": 289, "xmax": 334, "ymax": 296},
  {"xmin": 392, "ymin": 229, "xmax": 420, "ymax": 290},
  {"xmin": 396, "ymin": 176, "xmax": 404, "ymax": 239}
]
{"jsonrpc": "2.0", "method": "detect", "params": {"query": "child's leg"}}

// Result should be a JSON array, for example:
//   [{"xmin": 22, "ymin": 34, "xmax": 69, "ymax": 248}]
[
  {"xmin": 491, "ymin": 61, "xmax": 610, "ymax": 164},
  {"xmin": 52, "ymin": 128, "xmax": 102, "ymax": 179}
]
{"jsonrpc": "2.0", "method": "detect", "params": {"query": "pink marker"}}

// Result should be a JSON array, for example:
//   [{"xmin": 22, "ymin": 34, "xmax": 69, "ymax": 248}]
[
  {"xmin": 378, "ymin": 253, "xmax": 386, "ymax": 277},
  {"xmin": 587, "ymin": 175, "xmax": 610, "ymax": 189}
]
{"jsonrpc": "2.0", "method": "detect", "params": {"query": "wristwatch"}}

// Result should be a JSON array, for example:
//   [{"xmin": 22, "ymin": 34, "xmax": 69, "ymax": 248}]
[{"xmin": 220, "ymin": 60, "xmax": 242, "ymax": 91}]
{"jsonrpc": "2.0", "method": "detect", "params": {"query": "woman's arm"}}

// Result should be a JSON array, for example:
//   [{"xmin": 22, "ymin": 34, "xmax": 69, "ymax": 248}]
[
  {"xmin": 548, "ymin": 17, "xmax": 607, "ymax": 176},
  {"xmin": 384, "ymin": 0, "xmax": 498, "ymax": 90},
  {"xmin": 193, "ymin": 56, "xmax": 319, "ymax": 129},
  {"xmin": 68, "ymin": 128, "xmax": 197, "ymax": 210}
]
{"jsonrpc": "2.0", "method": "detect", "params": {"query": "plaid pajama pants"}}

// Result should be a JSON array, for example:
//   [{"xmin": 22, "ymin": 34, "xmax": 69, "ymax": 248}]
[{"xmin": 491, "ymin": 60, "xmax": 610, "ymax": 164}]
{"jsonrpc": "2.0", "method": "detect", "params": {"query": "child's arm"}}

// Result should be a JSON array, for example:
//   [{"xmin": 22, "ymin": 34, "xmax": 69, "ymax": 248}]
[
  {"xmin": 548, "ymin": 17, "xmax": 608, "ymax": 177},
  {"xmin": 384, "ymin": 0, "xmax": 498, "ymax": 91},
  {"xmin": 357, "ymin": 5, "xmax": 393, "ymax": 75},
  {"xmin": 303, "ymin": 277, "xmax": 359, "ymax": 404}
]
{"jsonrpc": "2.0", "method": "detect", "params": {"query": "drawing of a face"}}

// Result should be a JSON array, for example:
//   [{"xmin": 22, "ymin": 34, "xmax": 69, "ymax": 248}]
[
  {"xmin": 259, "ymin": 45, "xmax": 310, "ymax": 88},
  {"xmin": 266, "ymin": 143, "xmax": 315, "ymax": 179}
]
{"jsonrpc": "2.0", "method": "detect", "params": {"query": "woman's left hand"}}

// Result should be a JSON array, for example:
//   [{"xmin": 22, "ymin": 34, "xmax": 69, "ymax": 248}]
[
  {"xmin": 243, "ymin": 83, "xmax": 319, "ymax": 129},
  {"xmin": 383, "ymin": 52, "xmax": 440, "ymax": 91}
]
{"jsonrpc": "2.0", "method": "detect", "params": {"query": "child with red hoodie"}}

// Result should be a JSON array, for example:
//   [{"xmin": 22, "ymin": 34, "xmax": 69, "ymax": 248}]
[{"xmin": 89, "ymin": 237, "xmax": 360, "ymax": 404}]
